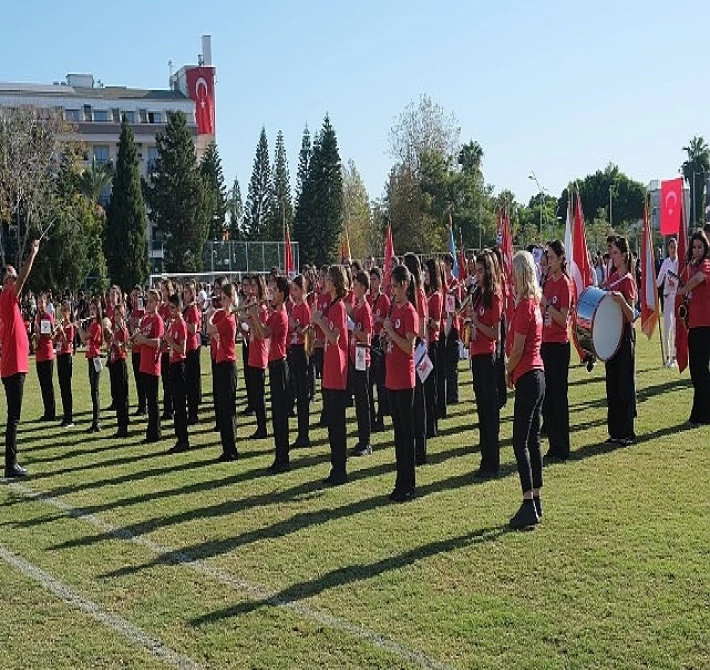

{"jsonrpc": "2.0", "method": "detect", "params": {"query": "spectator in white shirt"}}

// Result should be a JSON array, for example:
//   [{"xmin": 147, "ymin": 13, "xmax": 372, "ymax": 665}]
[{"xmin": 656, "ymin": 237, "xmax": 679, "ymax": 367}]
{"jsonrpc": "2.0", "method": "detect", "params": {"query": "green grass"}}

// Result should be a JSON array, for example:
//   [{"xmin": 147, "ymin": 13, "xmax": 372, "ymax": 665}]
[{"xmin": 0, "ymin": 334, "xmax": 708, "ymax": 669}]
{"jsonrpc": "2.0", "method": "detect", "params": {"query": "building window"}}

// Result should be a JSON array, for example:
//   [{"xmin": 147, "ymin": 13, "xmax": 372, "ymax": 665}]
[
  {"xmin": 93, "ymin": 109, "xmax": 109, "ymax": 122},
  {"xmin": 123, "ymin": 111, "xmax": 135, "ymax": 123},
  {"xmin": 139, "ymin": 109, "xmax": 147, "ymax": 123},
  {"xmin": 93, "ymin": 145, "xmax": 110, "ymax": 165},
  {"xmin": 148, "ymin": 111, "xmax": 162, "ymax": 124},
  {"xmin": 147, "ymin": 146, "xmax": 159, "ymax": 175},
  {"xmin": 83, "ymin": 104, "xmax": 92, "ymax": 121},
  {"xmin": 112, "ymin": 108, "xmax": 120, "ymax": 123},
  {"xmin": 64, "ymin": 109, "xmax": 81, "ymax": 121}
]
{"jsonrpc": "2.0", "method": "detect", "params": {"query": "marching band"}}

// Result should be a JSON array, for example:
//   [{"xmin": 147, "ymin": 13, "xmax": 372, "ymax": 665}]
[{"xmin": 2, "ymin": 231, "xmax": 710, "ymax": 531}]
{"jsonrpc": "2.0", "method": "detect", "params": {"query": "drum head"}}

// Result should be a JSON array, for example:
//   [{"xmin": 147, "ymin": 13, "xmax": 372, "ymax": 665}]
[{"xmin": 592, "ymin": 295, "xmax": 623, "ymax": 361}]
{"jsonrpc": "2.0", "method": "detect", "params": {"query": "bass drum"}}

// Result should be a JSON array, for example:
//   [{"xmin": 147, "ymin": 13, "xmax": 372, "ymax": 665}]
[{"xmin": 573, "ymin": 287, "xmax": 623, "ymax": 362}]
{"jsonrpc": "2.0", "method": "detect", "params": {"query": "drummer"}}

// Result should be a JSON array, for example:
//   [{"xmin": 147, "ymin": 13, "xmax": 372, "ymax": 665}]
[{"xmin": 605, "ymin": 235, "xmax": 637, "ymax": 446}]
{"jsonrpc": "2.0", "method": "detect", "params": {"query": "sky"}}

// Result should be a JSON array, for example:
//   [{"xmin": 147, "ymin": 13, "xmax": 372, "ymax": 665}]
[{"xmin": 2, "ymin": 0, "xmax": 709, "ymax": 207}]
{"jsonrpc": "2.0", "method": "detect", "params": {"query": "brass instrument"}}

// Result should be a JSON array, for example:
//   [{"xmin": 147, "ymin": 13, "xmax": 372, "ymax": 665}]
[
  {"xmin": 228, "ymin": 298, "xmax": 269, "ymax": 316},
  {"xmin": 102, "ymin": 317, "xmax": 113, "ymax": 344},
  {"xmin": 669, "ymin": 270, "xmax": 690, "ymax": 329},
  {"xmin": 460, "ymin": 286, "xmax": 484, "ymax": 349},
  {"xmin": 303, "ymin": 324, "xmax": 315, "ymax": 357}
]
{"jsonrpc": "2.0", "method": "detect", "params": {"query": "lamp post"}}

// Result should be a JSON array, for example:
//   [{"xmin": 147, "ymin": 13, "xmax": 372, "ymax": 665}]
[{"xmin": 528, "ymin": 172, "xmax": 545, "ymax": 238}]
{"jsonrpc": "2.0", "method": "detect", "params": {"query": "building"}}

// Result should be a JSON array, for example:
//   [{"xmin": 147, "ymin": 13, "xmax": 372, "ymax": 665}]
[{"xmin": 0, "ymin": 35, "xmax": 216, "ymax": 273}]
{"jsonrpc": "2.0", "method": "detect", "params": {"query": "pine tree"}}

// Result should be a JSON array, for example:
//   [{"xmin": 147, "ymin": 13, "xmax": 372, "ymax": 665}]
[
  {"xmin": 242, "ymin": 128, "xmax": 272, "ymax": 241},
  {"xmin": 227, "ymin": 175, "xmax": 243, "ymax": 240},
  {"xmin": 293, "ymin": 125, "xmax": 314, "ymax": 263},
  {"xmin": 200, "ymin": 142, "xmax": 228, "ymax": 240},
  {"xmin": 266, "ymin": 130, "xmax": 293, "ymax": 240},
  {"xmin": 106, "ymin": 114, "xmax": 148, "ymax": 289},
  {"xmin": 148, "ymin": 111, "xmax": 209, "ymax": 272},
  {"xmin": 295, "ymin": 125, "xmax": 311, "ymax": 208}
]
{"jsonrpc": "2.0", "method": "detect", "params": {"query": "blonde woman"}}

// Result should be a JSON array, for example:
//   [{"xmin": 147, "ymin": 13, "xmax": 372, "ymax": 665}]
[{"xmin": 506, "ymin": 251, "xmax": 545, "ymax": 529}]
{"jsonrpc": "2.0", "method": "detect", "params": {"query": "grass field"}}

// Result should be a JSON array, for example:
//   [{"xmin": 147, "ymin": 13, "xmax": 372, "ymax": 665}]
[{"xmin": 1, "ymin": 333, "xmax": 708, "ymax": 669}]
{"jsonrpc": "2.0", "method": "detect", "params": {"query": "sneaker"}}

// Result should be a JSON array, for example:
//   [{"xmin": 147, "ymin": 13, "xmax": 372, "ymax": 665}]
[
  {"xmin": 354, "ymin": 445, "xmax": 372, "ymax": 457},
  {"xmin": 249, "ymin": 429, "xmax": 268, "ymax": 439},
  {"xmin": 509, "ymin": 500, "xmax": 539, "ymax": 529},
  {"xmin": 216, "ymin": 452, "xmax": 238, "ymax": 462}
]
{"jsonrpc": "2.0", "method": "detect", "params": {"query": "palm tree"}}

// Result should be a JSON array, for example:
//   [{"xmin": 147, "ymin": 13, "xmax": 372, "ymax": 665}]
[
  {"xmin": 681, "ymin": 135, "xmax": 710, "ymax": 226},
  {"xmin": 78, "ymin": 157, "xmax": 113, "ymax": 211}
]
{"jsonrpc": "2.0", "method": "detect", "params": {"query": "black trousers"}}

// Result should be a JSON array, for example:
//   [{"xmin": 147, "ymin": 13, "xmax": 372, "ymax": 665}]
[
  {"xmin": 324, "ymin": 388, "xmax": 347, "ymax": 478},
  {"xmin": 143, "ymin": 373, "xmax": 161, "ymax": 440},
  {"xmin": 132, "ymin": 352, "xmax": 146, "ymax": 412},
  {"xmin": 541, "ymin": 342, "xmax": 571, "ymax": 458},
  {"xmin": 36, "ymin": 359, "xmax": 56, "ymax": 419},
  {"xmin": 109, "ymin": 358, "xmax": 129, "ymax": 431},
  {"xmin": 3, "ymin": 373, "xmax": 25, "ymax": 469},
  {"xmin": 185, "ymin": 347, "xmax": 201, "ymax": 421},
  {"xmin": 471, "ymin": 353, "xmax": 500, "ymax": 473},
  {"xmin": 445, "ymin": 326, "xmax": 460, "ymax": 403},
  {"xmin": 436, "ymin": 336, "xmax": 448, "ymax": 418},
  {"xmin": 171, "ymin": 361, "xmax": 189, "ymax": 445},
  {"xmin": 241, "ymin": 339, "xmax": 251, "ymax": 409},
  {"xmin": 269, "ymin": 358, "xmax": 290, "ymax": 465},
  {"xmin": 215, "ymin": 361, "xmax": 237, "ymax": 456},
  {"xmin": 57, "ymin": 353, "xmax": 73, "ymax": 423},
  {"xmin": 369, "ymin": 337, "xmax": 388, "ymax": 423},
  {"xmin": 88, "ymin": 358, "xmax": 101, "ymax": 428},
  {"xmin": 351, "ymin": 366, "xmax": 371, "ymax": 449},
  {"xmin": 689, "ymin": 327, "xmax": 710, "ymax": 424},
  {"xmin": 513, "ymin": 369, "xmax": 545, "ymax": 494},
  {"xmin": 246, "ymin": 366, "xmax": 266, "ymax": 433},
  {"xmin": 211, "ymin": 356, "xmax": 220, "ymax": 428},
  {"xmin": 424, "ymin": 341, "xmax": 438, "ymax": 438},
  {"xmin": 389, "ymin": 388, "xmax": 415, "ymax": 493},
  {"xmin": 413, "ymin": 372, "xmax": 427, "ymax": 464},
  {"xmin": 161, "ymin": 352, "xmax": 173, "ymax": 416},
  {"xmin": 605, "ymin": 326, "xmax": 636, "ymax": 440},
  {"xmin": 290, "ymin": 345, "xmax": 310, "ymax": 442},
  {"xmin": 496, "ymin": 325, "xmax": 508, "ymax": 409}
]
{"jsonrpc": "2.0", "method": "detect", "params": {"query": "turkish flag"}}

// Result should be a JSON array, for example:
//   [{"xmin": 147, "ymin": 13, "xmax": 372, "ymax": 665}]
[
  {"xmin": 660, "ymin": 177, "xmax": 683, "ymax": 236},
  {"xmin": 675, "ymin": 199, "xmax": 689, "ymax": 372},
  {"xmin": 185, "ymin": 67, "xmax": 215, "ymax": 135},
  {"xmin": 496, "ymin": 208, "xmax": 515, "ymax": 355},
  {"xmin": 382, "ymin": 224, "xmax": 395, "ymax": 293}
]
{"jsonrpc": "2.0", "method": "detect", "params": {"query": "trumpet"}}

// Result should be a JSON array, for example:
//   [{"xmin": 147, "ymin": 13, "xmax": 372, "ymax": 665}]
[
  {"xmin": 228, "ymin": 298, "xmax": 269, "ymax": 315},
  {"xmin": 668, "ymin": 270, "xmax": 690, "ymax": 330}
]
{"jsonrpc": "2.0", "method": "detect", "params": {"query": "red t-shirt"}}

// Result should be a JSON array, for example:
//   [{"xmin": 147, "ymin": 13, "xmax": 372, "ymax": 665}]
[
  {"xmin": 184, "ymin": 303, "xmax": 201, "ymax": 353},
  {"xmin": 35, "ymin": 312, "xmax": 55, "ymax": 363},
  {"xmin": 129, "ymin": 307, "xmax": 144, "ymax": 355},
  {"xmin": 85, "ymin": 321, "xmax": 103, "ymax": 359},
  {"xmin": 427, "ymin": 291, "xmax": 443, "ymax": 343},
  {"xmin": 289, "ymin": 301, "xmax": 311, "ymax": 346},
  {"xmin": 688, "ymin": 259, "xmax": 710, "ymax": 328},
  {"xmin": 542, "ymin": 274, "xmax": 572, "ymax": 344},
  {"xmin": 56, "ymin": 322, "xmax": 74, "ymax": 356},
  {"xmin": 323, "ymin": 299, "xmax": 348, "ymax": 390},
  {"xmin": 368, "ymin": 292, "xmax": 390, "ymax": 337},
  {"xmin": 350, "ymin": 299, "xmax": 372, "ymax": 365},
  {"xmin": 470, "ymin": 293, "xmax": 502, "ymax": 357},
  {"xmin": 158, "ymin": 303, "xmax": 172, "ymax": 354},
  {"xmin": 0, "ymin": 285, "xmax": 29, "ymax": 377},
  {"xmin": 139, "ymin": 313, "xmax": 163, "ymax": 376},
  {"xmin": 385, "ymin": 301, "xmax": 418, "ymax": 390},
  {"xmin": 315, "ymin": 291, "xmax": 331, "ymax": 345},
  {"xmin": 248, "ymin": 305, "xmax": 269, "ymax": 369},
  {"xmin": 511, "ymin": 297, "xmax": 544, "ymax": 385},
  {"xmin": 214, "ymin": 311, "xmax": 236, "ymax": 364},
  {"xmin": 109, "ymin": 322, "xmax": 128, "ymax": 364},
  {"xmin": 168, "ymin": 317, "xmax": 187, "ymax": 364},
  {"xmin": 267, "ymin": 308, "xmax": 288, "ymax": 362},
  {"xmin": 609, "ymin": 271, "xmax": 637, "ymax": 325}
]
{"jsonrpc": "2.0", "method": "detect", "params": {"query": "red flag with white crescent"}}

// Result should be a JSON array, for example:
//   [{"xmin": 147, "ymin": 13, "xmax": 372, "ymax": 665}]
[
  {"xmin": 185, "ymin": 67, "xmax": 215, "ymax": 135},
  {"xmin": 660, "ymin": 177, "xmax": 683, "ymax": 236},
  {"xmin": 498, "ymin": 209, "xmax": 515, "ymax": 355},
  {"xmin": 640, "ymin": 199, "xmax": 660, "ymax": 338},
  {"xmin": 383, "ymin": 224, "xmax": 395, "ymax": 292},
  {"xmin": 675, "ymin": 200, "xmax": 689, "ymax": 372}
]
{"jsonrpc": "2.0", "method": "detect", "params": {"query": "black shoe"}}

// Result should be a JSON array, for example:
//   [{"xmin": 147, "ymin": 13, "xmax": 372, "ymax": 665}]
[
  {"xmin": 415, "ymin": 455, "xmax": 427, "ymax": 466},
  {"xmin": 619, "ymin": 436, "xmax": 636, "ymax": 446},
  {"xmin": 388, "ymin": 488, "xmax": 401, "ymax": 501},
  {"xmin": 113, "ymin": 428, "xmax": 129, "ymax": 438},
  {"xmin": 533, "ymin": 495, "xmax": 543, "ymax": 519},
  {"xmin": 354, "ymin": 445, "xmax": 372, "ymax": 457},
  {"xmin": 266, "ymin": 461, "xmax": 290, "ymax": 475},
  {"xmin": 324, "ymin": 472, "xmax": 348, "ymax": 486},
  {"xmin": 168, "ymin": 442, "xmax": 190, "ymax": 454},
  {"xmin": 133, "ymin": 409, "xmax": 147, "ymax": 416},
  {"xmin": 86, "ymin": 424, "xmax": 101, "ymax": 434},
  {"xmin": 391, "ymin": 488, "xmax": 415, "ymax": 503},
  {"xmin": 105, "ymin": 404, "xmax": 115, "ymax": 412},
  {"xmin": 291, "ymin": 439, "xmax": 311, "ymax": 449},
  {"xmin": 372, "ymin": 420, "xmax": 385, "ymax": 433},
  {"xmin": 4, "ymin": 464, "xmax": 28, "ymax": 478},
  {"xmin": 242, "ymin": 406, "xmax": 254, "ymax": 416},
  {"xmin": 474, "ymin": 468, "xmax": 497, "ymax": 480},
  {"xmin": 543, "ymin": 451, "xmax": 567, "ymax": 465},
  {"xmin": 217, "ymin": 452, "xmax": 238, "ymax": 462},
  {"xmin": 161, "ymin": 413, "xmax": 174, "ymax": 422},
  {"xmin": 187, "ymin": 416, "xmax": 199, "ymax": 426},
  {"xmin": 40, "ymin": 414, "xmax": 56, "ymax": 422},
  {"xmin": 249, "ymin": 429, "xmax": 268, "ymax": 439},
  {"xmin": 141, "ymin": 437, "xmax": 160, "ymax": 445},
  {"xmin": 604, "ymin": 437, "xmax": 620, "ymax": 445},
  {"xmin": 509, "ymin": 500, "xmax": 539, "ymax": 529},
  {"xmin": 61, "ymin": 421, "xmax": 75, "ymax": 428}
]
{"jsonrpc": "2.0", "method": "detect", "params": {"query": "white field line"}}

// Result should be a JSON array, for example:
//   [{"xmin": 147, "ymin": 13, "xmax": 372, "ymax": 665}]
[
  {"xmin": 5, "ymin": 481, "xmax": 453, "ymax": 670},
  {"xmin": 0, "ymin": 543, "xmax": 202, "ymax": 670}
]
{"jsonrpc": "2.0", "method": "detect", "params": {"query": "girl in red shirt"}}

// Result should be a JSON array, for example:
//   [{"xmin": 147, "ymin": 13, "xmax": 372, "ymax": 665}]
[
  {"xmin": 367, "ymin": 267, "xmax": 390, "ymax": 432},
  {"xmin": 349, "ymin": 270, "xmax": 373, "ymax": 456},
  {"xmin": 108, "ymin": 301, "xmax": 130, "ymax": 438},
  {"xmin": 182, "ymin": 280, "xmax": 202, "ymax": 425},
  {"xmin": 605, "ymin": 236, "xmax": 638, "ymax": 445},
  {"xmin": 312, "ymin": 265, "xmax": 349, "ymax": 485},
  {"xmin": 288, "ymin": 275, "xmax": 312, "ymax": 448},
  {"xmin": 506, "ymin": 251, "xmax": 545, "ymax": 529},
  {"xmin": 540, "ymin": 241, "xmax": 573, "ymax": 461},
  {"xmin": 424, "ymin": 259, "xmax": 443, "ymax": 439},
  {"xmin": 383, "ymin": 264, "xmax": 419, "ymax": 502},
  {"xmin": 78, "ymin": 298, "xmax": 104, "ymax": 433},
  {"xmin": 34, "ymin": 293, "xmax": 56, "ymax": 421},
  {"xmin": 134, "ymin": 289, "xmax": 164, "ymax": 443},
  {"xmin": 167, "ymin": 293, "xmax": 190, "ymax": 453},
  {"xmin": 128, "ymin": 286, "xmax": 146, "ymax": 415},
  {"xmin": 246, "ymin": 275, "xmax": 269, "ymax": 439},
  {"xmin": 677, "ymin": 230, "xmax": 710, "ymax": 425},
  {"xmin": 468, "ymin": 252, "xmax": 502, "ymax": 478},
  {"xmin": 159, "ymin": 279, "xmax": 175, "ymax": 422},
  {"xmin": 55, "ymin": 301, "xmax": 74, "ymax": 427}
]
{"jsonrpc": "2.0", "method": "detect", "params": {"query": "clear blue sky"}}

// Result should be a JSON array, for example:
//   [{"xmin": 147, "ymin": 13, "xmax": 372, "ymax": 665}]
[{"xmin": 3, "ymin": 0, "xmax": 709, "ymax": 206}]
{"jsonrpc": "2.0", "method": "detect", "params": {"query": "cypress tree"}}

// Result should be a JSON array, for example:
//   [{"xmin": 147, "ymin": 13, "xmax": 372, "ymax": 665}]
[
  {"xmin": 106, "ymin": 114, "xmax": 148, "ymax": 288},
  {"xmin": 293, "ymin": 125, "xmax": 315, "ymax": 263},
  {"xmin": 227, "ymin": 175, "xmax": 243, "ymax": 240},
  {"xmin": 242, "ymin": 128, "xmax": 272, "ymax": 241},
  {"xmin": 148, "ymin": 111, "xmax": 209, "ymax": 272},
  {"xmin": 266, "ymin": 130, "xmax": 293, "ymax": 240},
  {"xmin": 200, "ymin": 142, "xmax": 228, "ymax": 240}
]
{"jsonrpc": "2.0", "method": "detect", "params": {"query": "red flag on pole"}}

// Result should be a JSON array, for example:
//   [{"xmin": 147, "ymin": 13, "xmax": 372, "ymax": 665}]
[
  {"xmin": 383, "ymin": 224, "xmax": 395, "ymax": 292},
  {"xmin": 341, "ymin": 225, "xmax": 351, "ymax": 264},
  {"xmin": 675, "ymin": 199, "xmax": 689, "ymax": 372},
  {"xmin": 497, "ymin": 208, "xmax": 515, "ymax": 355},
  {"xmin": 640, "ymin": 199, "xmax": 660, "ymax": 338},
  {"xmin": 458, "ymin": 230, "xmax": 467, "ymax": 281},
  {"xmin": 284, "ymin": 226, "xmax": 294, "ymax": 276},
  {"xmin": 572, "ymin": 193, "xmax": 594, "ymax": 297},
  {"xmin": 660, "ymin": 177, "xmax": 683, "ymax": 236}
]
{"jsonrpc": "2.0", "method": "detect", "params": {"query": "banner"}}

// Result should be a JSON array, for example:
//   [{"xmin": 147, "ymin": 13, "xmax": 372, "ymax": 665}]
[
  {"xmin": 640, "ymin": 200, "xmax": 660, "ymax": 338},
  {"xmin": 284, "ymin": 227, "xmax": 294, "ymax": 277},
  {"xmin": 660, "ymin": 177, "xmax": 683, "ymax": 236},
  {"xmin": 185, "ymin": 67, "xmax": 215, "ymax": 135},
  {"xmin": 383, "ymin": 224, "xmax": 395, "ymax": 292},
  {"xmin": 675, "ymin": 199, "xmax": 689, "ymax": 372}
]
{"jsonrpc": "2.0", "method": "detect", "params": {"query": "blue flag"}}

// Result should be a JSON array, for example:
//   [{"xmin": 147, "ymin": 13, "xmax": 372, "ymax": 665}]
[{"xmin": 449, "ymin": 226, "xmax": 459, "ymax": 278}]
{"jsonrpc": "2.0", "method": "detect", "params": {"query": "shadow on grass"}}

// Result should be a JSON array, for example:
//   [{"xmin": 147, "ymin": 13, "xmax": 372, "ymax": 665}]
[{"xmin": 188, "ymin": 522, "xmax": 512, "ymax": 625}]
